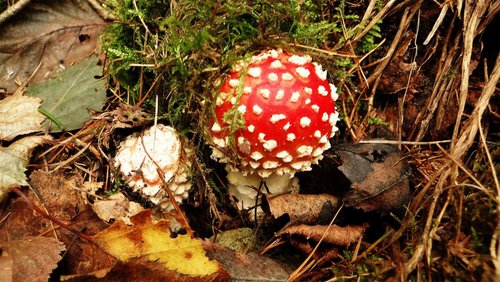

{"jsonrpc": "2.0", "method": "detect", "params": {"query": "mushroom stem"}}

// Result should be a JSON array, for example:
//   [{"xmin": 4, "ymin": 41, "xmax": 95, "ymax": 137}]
[{"xmin": 226, "ymin": 168, "xmax": 300, "ymax": 217}]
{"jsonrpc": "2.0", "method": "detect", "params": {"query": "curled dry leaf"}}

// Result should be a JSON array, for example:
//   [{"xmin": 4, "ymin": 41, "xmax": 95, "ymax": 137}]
[
  {"xmin": 0, "ymin": 0, "xmax": 107, "ymax": 93},
  {"xmin": 0, "ymin": 236, "xmax": 65, "ymax": 282},
  {"xmin": 91, "ymin": 192, "xmax": 144, "ymax": 225},
  {"xmin": 333, "ymin": 143, "xmax": 411, "ymax": 212},
  {"xmin": 0, "ymin": 95, "xmax": 46, "ymax": 141},
  {"xmin": 0, "ymin": 135, "xmax": 52, "ymax": 200},
  {"xmin": 92, "ymin": 210, "xmax": 227, "ymax": 280},
  {"xmin": 265, "ymin": 194, "xmax": 340, "ymax": 224},
  {"xmin": 278, "ymin": 223, "xmax": 368, "ymax": 247}
]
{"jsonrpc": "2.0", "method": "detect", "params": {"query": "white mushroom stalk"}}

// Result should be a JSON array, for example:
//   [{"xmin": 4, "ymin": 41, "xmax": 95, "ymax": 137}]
[
  {"xmin": 114, "ymin": 124, "xmax": 192, "ymax": 211},
  {"xmin": 209, "ymin": 49, "xmax": 339, "ymax": 213}
]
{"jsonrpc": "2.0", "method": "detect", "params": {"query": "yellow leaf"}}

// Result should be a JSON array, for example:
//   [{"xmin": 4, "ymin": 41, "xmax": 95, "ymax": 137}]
[
  {"xmin": 0, "ymin": 95, "xmax": 46, "ymax": 141},
  {"xmin": 94, "ymin": 210, "xmax": 221, "ymax": 277}
]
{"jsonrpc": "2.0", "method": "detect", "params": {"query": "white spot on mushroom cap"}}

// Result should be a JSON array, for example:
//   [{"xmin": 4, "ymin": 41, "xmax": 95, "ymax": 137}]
[
  {"xmin": 259, "ymin": 88, "xmax": 270, "ymax": 98},
  {"xmin": 282, "ymin": 72, "xmax": 293, "ymax": 81},
  {"xmin": 276, "ymin": 151, "xmax": 290, "ymax": 158},
  {"xmin": 258, "ymin": 133, "xmax": 266, "ymax": 142},
  {"xmin": 305, "ymin": 98, "xmax": 311, "ymax": 104},
  {"xmin": 258, "ymin": 170, "xmax": 273, "ymax": 178},
  {"xmin": 268, "ymin": 73, "xmax": 278, "ymax": 82},
  {"xmin": 330, "ymin": 83, "xmax": 338, "ymax": 101},
  {"xmin": 212, "ymin": 137, "xmax": 226, "ymax": 148},
  {"xmin": 263, "ymin": 161, "xmax": 279, "ymax": 169},
  {"xmin": 270, "ymin": 114, "xmax": 286, "ymax": 124},
  {"xmin": 287, "ymin": 133, "xmax": 296, "ymax": 141},
  {"xmin": 211, "ymin": 122, "xmax": 221, "ymax": 132},
  {"xmin": 263, "ymin": 140, "xmax": 278, "ymax": 151},
  {"xmin": 283, "ymin": 155, "xmax": 293, "ymax": 162},
  {"xmin": 237, "ymin": 105, "xmax": 246, "ymax": 114},
  {"xmin": 270, "ymin": 60, "xmax": 284, "ymax": 69},
  {"xmin": 250, "ymin": 151, "xmax": 263, "ymax": 161},
  {"xmin": 318, "ymin": 85, "xmax": 328, "ymax": 96},
  {"xmin": 248, "ymin": 67, "xmax": 261, "ymax": 78},
  {"xmin": 237, "ymin": 136, "xmax": 245, "ymax": 145},
  {"xmin": 312, "ymin": 147, "xmax": 324, "ymax": 157},
  {"xmin": 313, "ymin": 62, "xmax": 328, "ymax": 80},
  {"xmin": 319, "ymin": 135, "xmax": 329, "ymax": 144},
  {"xmin": 291, "ymin": 161, "xmax": 311, "ymax": 171},
  {"xmin": 291, "ymin": 92, "xmax": 301, "ymax": 103},
  {"xmin": 314, "ymin": 130, "xmax": 322, "ymax": 138},
  {"xmin": 322, "ymin": 112, "xmax": 329, "ymax": 122},
  {"xmin": 288, "ymin": 54, "xmax": 312, "ymax": 65},
  {"xmin": 230, "ymin": 97, "xmax": 237, "ymax": 104},
  {"xmin": 253, "ymin": 105, "xmax": 263, "ymax": 115},
  {"xmin": 247, "ymin": 124, "xmax": 255, "ymax": 132},
  {"xmin": 329, "ymin": 112, "xmax": 339, "ymax": 125},
  {"xmin": 296, "ymin": 67, "xmax": 310, "ymax": 78},
  {"xmin": 300, "ymin": 117, "xmax": 311, "ymax": 128},
  {"xmin": 244, "ymin": 86, "xmax": 252, "ymax": 94},
  {"xmin": 296, "ymin": 145, "xmax": 313, "ymax": 157},
  {"xmin": 311, "ymin": 104, "xmax": 320, "ymax": 113},
  {"xmin": 250, "ymin": 161, "xmax": 260, "ymax": 169},
  {"xmin": 275, "ymin": 90, "xmax": 285, "ymax": 100},
  {"xmin": 216, "ymin": 97, "xmax": 224, "ymax": 106},
  {"xmin": 304, "ymin": 87, "xmax": 312, "ymax": 95},
  {"xmin": 229, "ymin": 79, "xmax": 240, "ymax": 87},
  {"xmin": 283, "ymin": 122, "xmax": 291, "ymax": 130}
]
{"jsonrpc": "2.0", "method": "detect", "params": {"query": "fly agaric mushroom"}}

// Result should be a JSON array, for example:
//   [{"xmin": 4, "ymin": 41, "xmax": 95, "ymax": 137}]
[
  {"xmin": 114, "ymin": 124, "xmax": 191, "ymax": 211},
  {"xmin": 209, "ymin": 49, "xmax": 339, "ymax": 211}
]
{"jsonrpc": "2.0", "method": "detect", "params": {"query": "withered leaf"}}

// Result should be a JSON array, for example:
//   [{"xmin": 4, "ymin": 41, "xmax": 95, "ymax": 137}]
[
  {"xmin": 0, "ymin": 95, "xmax": 45, "ymax": 141},
  {"xmin": 0, "ymin": 236, "xmax": 65, "ymax": 282},
  {"xmin": 0, "ymin": 0, "xmax": 107, "ymax": 93},
  {"xmin": 93, "ymin": 210, "xmax": 226, "ymax": 279},
  {"xmin": 278, "ymin": 224, "xmax": 368, "ymax": 247},
  {"xmin": 265, "ymin": 194, "xmax": 340, "ymax": 224},
  {"xmin": 202, "ymin": 240, "xmax": 290, "ymax": 281},
  {"xmin": 333, "ymin": 143, "xmax": 411, "ymax": 212}
]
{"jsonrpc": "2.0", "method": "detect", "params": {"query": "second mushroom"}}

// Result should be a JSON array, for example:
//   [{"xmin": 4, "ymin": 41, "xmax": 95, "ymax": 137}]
[{"xmin": 208, "ymin": 49, "xmax": 339, "ymax": 213}]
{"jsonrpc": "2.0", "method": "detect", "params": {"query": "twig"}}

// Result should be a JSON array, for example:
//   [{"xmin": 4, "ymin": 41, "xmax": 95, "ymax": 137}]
[
  {"xmin": 0, "ymin": 0, "xmax": 30, "ymax": 25},
  {"xmin": 358, "ymin": 140, "xmax": 451, "ymax": 145}
]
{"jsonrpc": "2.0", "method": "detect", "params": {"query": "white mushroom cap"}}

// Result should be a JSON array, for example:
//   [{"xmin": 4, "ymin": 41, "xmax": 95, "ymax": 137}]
[{"xmin": 114, "ymin": 124, "xmax": 191, "ymax": 210}]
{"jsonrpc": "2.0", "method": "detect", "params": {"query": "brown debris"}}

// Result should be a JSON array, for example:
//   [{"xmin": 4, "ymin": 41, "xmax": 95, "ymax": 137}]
[
  {"xmin": 265, "ymin": 193, "xmax": 340, "ymax": 224},
  {"xmin": 278, "ymin": 223, "xmax": 368, "ymax": 247}
]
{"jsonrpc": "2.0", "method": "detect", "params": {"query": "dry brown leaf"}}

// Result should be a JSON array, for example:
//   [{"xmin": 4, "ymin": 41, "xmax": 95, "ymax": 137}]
[
  {"xmin": 0, "ymin": 0, "xmax": 106, "ymax": 93},
  {"xmin": 0, "ymin": 236, "xmax": 65, "ymax": 282},
  {"xmin": 202, "ymin": 240, "xmax": 290, "ymax": 281},
  {"xmin": 91, "ymin": 192, "xmax": 144, "ymax": 224},
  {"xmin": 278, "ymin": 224, "xmax": 368, "ymax": 247},
  {"xmin": 0, "ymin": 170, "xmax": 112, "ymax": 275},
  {"xmin": 333, "ymin": 143, "xmax": 411, "ymax": 212},
  {"xmin": 0, "ymin": 95, "xmax": 46, "ymax": 141},
  {"xmin": 265, "ymin": 194, "xmax": 340, "ymax": 224}
]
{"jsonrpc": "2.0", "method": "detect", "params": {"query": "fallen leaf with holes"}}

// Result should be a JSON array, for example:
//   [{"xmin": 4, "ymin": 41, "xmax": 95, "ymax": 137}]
[
  {"xmin": 91, "ymin": 210, "xmax": 228, "ymax": 281},
  {"xmin": 91, "ymin": 192, "xmax": 144, "ymax": 224},
  {"xmin": 202, "ymin": 240, "xmax": 290, "ymax": 281},
  {"xmin": 278, "ymin": 223, "xmax": 368, "ymax": 247},
  {"xmin": 333, "ymin": 143, "xmax": 411, "ymax": 212},
  {"xmin": 27, "ymin": 56, "xmax": 106, "ymax": 132},
  {"xmin": 0, "ymin": 236, "xmax": 65, "ymax": 282},
  {"xmin": 0, "ymin": 135, "xmax": 51, "ymax": 201},
  {"xmin": 0, "ymin": 0, "xmax": 106, "ymax": 93},
  {"xmin": 0, "ymin": 95, "xmax": 46, "ymax": 141},
  {"xmin": 265, "ymin": 194, "xmax": 340, "ymax": 224}
]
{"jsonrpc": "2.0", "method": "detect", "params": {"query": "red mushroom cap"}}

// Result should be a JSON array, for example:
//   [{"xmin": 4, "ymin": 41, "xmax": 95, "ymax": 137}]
[{"xmin": 209, "ymin": 49, "xmax": 339, "ymax": 177}]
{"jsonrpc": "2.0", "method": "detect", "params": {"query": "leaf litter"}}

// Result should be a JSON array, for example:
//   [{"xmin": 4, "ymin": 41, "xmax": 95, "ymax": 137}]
[{"xmin": 0, "ymin": 0, "xmax": 106, "ymax": 93}]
